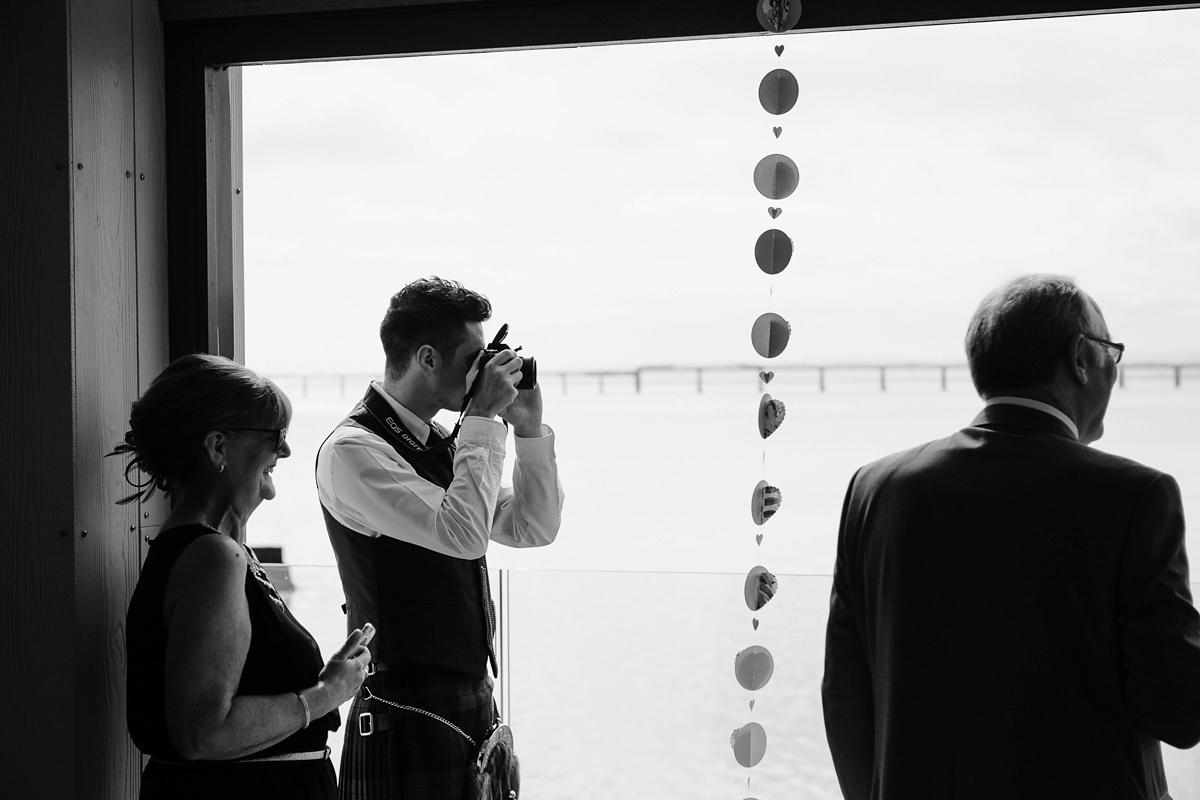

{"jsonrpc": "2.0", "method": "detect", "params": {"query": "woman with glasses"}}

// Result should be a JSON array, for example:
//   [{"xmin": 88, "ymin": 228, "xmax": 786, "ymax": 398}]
[{"xmin": 116, "ymin": 354, "xmax": 372, "ymax": 799}]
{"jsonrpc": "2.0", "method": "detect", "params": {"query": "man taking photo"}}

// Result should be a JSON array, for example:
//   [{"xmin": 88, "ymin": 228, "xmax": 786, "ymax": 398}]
[{"xmin": 317, "ymin": 276, "xmax": 564, "ymax": 799}]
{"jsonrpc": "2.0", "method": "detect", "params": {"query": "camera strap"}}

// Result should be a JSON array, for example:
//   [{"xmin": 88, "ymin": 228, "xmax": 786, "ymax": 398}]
[
  {"xmin": 355, "ymin": 385, "xmax": 457, "ymax": 459},
  {"xmin": 427, "ymin": 324, "xmax": 514, "ymax": 451}
]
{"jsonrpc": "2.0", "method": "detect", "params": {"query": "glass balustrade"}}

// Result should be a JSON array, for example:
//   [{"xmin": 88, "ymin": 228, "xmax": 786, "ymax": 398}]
[{"xmin": 270, "ymin": 565, "xmax": 1200, "ymax": 798}]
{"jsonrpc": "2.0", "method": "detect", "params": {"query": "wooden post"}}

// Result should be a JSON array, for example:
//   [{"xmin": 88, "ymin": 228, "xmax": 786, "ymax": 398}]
[
  {"xmin": 818, "ymin": 366, "xmax": 825, "ymax": 393},
  {"xmin": 880, "ymin": 366, "xmax": 887, "ymax": 392},
  {"xmin": 204, "ymin": 66, "xmax": 244, "ymax": 361},
  {"xmin": 940, "ymin": 366, "xmax": 947, "ymax": 391}
]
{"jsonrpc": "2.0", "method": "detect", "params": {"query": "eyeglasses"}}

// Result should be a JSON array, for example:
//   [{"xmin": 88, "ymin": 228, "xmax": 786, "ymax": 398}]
[
  {"xmin": 228, "ymin": 427, "xmax": 288, "ymax": 454},
  {"xmin": 1082, "ymin": 334, "xmax": 1125, "ymax": 365}
]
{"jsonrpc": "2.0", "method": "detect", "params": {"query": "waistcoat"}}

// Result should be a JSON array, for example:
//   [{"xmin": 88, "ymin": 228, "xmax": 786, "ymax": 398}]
[{"xmin": 320, "ymin": 386, "xmax": 497, "ymax": 678}]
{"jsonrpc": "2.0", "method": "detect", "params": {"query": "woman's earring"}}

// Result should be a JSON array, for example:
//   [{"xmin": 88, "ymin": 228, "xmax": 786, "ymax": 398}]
[{"xmin": 218, "ymin": 463, "xmax": 226, "ymax": 473}]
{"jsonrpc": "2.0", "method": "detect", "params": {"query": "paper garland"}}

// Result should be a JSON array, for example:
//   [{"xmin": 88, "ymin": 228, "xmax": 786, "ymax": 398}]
[
  {"xmin": 755, "ymin": 230, "xmax": 792, "ymax": 275},
  {"xmin": 731, "ymin": 4, "xmax": 802, "ymax": 790},
  {"xmin": 756, "ymin": 0, "xmax": 802, "ymax": 33},
  {"xmin": 751, "ymin": 313, "xmax": 791, "ymax": 359},
  {"xmin": 757, "ymin": 394, "xmax": 786, "ymax": 439}
]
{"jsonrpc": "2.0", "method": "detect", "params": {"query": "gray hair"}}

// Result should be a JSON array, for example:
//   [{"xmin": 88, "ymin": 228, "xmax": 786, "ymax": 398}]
[{"xmin": 965, "ymin": 274, "xmax": 1093, "ymax": 396}]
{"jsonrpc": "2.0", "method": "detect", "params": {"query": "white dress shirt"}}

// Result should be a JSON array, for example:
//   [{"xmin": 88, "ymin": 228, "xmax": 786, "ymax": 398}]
[
  {"xmin": 316, "ymin": 382, "xmax": 564, "ymax": 560},
  {"xmin": 985, "ymin": 395, "xmax": 1080, "ymax": 440}
]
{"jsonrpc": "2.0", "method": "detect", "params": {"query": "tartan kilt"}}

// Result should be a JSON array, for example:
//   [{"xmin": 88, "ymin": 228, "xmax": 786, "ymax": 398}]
[{"xmin": 338, "ymin": 664, "xmax": 493, "ymax": 800}]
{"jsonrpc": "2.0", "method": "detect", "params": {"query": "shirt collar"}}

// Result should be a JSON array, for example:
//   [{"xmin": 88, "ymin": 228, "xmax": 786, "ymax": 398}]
[
  {"xmin": 984, "ymin": 396, "xmax": 1079, "ymax": 441},
  {"xmin": 369, "ymin": 381, "xmax": 438, "ymax": 445}
]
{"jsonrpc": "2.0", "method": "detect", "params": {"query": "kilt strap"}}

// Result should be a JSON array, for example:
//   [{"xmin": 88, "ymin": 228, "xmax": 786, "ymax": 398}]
[
  {"xmin": 356, "ymin": 710, "xmax": 402, "ymax": 737},
  {"xmin": 358, "ymin": 687, "xmax": 481, "ymax": 745}
]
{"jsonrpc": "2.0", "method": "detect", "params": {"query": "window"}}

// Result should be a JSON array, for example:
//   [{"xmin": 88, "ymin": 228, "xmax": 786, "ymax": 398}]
[{"xmin": 241, "ymin": 11, "xmax": 1200, "ymax": 794}]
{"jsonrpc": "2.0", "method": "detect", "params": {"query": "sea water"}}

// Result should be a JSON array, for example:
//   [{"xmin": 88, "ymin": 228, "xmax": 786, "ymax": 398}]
[{"xmin": 249, "ymin": 370, "xmax": 1200, "ymax": 798}]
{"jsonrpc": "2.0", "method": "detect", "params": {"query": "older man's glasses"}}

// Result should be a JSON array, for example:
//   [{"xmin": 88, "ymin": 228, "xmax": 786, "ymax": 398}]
[
  {"xmin": 1082, "ymin": 334, "xmax": 1125, "ymax": 365},
  {"xmin": 229, "ymin": 427, "xmax": 288, "ymax": 454}
]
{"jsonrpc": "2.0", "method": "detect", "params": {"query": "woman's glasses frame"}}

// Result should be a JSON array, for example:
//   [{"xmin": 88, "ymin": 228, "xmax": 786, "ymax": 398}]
[{"xmin": 227, "ymin": 427, "xmax": 288, "ymax": 454}]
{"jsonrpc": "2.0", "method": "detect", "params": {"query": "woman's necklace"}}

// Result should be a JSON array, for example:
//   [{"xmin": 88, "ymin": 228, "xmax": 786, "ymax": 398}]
[{"xmin": 244, "ymin": 547, "xmax": 286, "ymax": 608}]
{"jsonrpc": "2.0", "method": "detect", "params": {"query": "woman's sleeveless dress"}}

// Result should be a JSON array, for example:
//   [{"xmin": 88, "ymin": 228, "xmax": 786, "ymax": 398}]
[{"xmin": 126, "ymin": 524, "xmax": 337, "ymax": 799}]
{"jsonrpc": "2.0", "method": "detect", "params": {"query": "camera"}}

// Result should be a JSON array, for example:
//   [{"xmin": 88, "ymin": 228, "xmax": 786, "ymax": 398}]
[{"xmin": 478, "ymin": 323, "xmax": 537, "ymax": 390}]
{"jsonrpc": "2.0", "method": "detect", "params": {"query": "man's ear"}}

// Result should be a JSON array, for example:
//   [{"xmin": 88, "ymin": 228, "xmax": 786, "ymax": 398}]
[
  {"xmin": 414, "ymin": 344, "xmax": 440, "ymax": 375},
  {"xmin": 1069, "ymin": 334, "xmax": 1091, "ymax": 386}
]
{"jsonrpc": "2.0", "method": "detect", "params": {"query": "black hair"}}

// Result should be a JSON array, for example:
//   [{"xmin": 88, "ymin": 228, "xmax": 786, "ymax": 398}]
[
  {"xmin": 109, "ymin": 354, "xmax": 291, "ymax": 504},
  {"xmin": 380, "ymin": 277, "xmax": 492, "ymax": 377},
  {"xmin": 965, "ymin": 274, "xmax": 1093, "ymax": 396}
]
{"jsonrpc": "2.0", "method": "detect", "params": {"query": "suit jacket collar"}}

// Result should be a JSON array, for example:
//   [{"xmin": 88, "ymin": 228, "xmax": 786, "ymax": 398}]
[{"xmin": 970, "ymin": 402, "xmax": 1079, "ymax": 442}]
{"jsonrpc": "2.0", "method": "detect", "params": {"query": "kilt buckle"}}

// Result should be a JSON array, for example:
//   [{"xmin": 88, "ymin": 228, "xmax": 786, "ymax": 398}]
[{"xmin": 358, "ymin": 712, "xmax": 375, "ymax": 737}]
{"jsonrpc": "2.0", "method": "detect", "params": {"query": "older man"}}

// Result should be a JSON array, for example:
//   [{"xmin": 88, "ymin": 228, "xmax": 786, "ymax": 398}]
[{"xmin": 823, "ymin": 274, "xmax": 1199, "ymax": 799}]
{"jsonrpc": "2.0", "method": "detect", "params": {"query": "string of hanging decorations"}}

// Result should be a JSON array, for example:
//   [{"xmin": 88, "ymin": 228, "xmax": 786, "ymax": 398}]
[{"xmin": 731, "ymin": 2, "xmax": 802, "ymax": 797}]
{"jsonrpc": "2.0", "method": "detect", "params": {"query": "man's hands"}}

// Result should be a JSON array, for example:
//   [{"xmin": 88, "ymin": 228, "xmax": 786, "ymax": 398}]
[
  {"xmin": 466, "ymin": 350, "xmax": 522, "ymax": 418},
  {"xmin": 500, "ymin": 383, "xmax": 544, "ymax": 438},
  {"xmin": 465, "ymin": 349, "xmax": 544, "ymax": 437}
]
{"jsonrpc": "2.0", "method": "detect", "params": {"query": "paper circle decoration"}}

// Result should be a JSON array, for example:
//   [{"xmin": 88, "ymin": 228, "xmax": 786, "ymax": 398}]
[
  {"xmin": 734, "ymin": 645, "xmax": 775, "ymax": 691},
  {"xmin": 751, "ymin": 312, "xmax": 791, "ymax": 358},
  {"xmin": 744, "ymin": 565, "xmax": 778, "ymax": 611},
  {"xmin": 731, "ymin": 722, "xmax": 768, "ymax": 768},
  {"xmin": 753, "ymin": 154, "xmax": 799, "ymax": 200},
  {"xmin": 754, "ymin": 229, "xmax": 792, "ymax": 275},
  {"xmin": 758, "ymin": 69, "xmax": 798, "ymax": 116},
  {"xmin": 758, "ymin": 394, "xmax": 786, "ymax": 439},
  {"xmin": 756, "ymin": 0, "xmax": 802, "ymax": 33}
]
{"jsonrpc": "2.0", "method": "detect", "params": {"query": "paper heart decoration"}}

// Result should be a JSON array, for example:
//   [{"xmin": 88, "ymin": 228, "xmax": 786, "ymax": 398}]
[
  {"xmin": 773, "ymin": 126, "xmax": 782, "ymax": 138},
  {"xmin": 744, "ymin": 566, "xmax": 778, "ymax": 611},
  {"xmin": 752, "ymin": 480, "xmax": 783, "ymax": 525},
  {"xmin": 752, "ymin": 618, "xmax": 759, "ymax": 630},
  {"xmin": 775, "ymin": 45, "xmax": 784, "ymax": 56},
  {"xmin": 749, "ymin": 699, "xmax": 755, "ymax": 710},
  {"xmin": 756, "ymin": 534, "xmax": 763, "ymax": 545},
  {"xmin": 759, "ymin": 394, "xmax": 787, "ymax": 439},
  {"xmin": 768, "ymin": 207, "xmax": 782, "ymax": 219},
  {"xmin": 759, "ymin": 371, "xmax": 774, "ymax": 383}
]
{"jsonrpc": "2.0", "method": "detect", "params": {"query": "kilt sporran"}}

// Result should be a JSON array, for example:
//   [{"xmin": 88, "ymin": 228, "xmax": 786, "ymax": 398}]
[{"xmin": 358, "ymin": 684, "xmax": 519, "ymax": 800}]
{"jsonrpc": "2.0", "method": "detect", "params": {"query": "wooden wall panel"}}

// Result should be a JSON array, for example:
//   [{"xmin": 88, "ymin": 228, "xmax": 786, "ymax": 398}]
[
  {"xmin": 134, "ymin": 0, "xmax": 173, "ymax": 546},
  {"xmin": 0, "ymin": 4, "xmax": 77, "ymax": 797},
  {"xmin": 69, "ymin": 0, "xmax": 145, "ymax": 795}
]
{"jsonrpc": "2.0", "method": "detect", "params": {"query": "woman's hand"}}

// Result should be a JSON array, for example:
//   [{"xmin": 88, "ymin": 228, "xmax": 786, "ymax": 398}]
[{"xmin": 315, "ymin": 625, "xmax": 374, "ymax": 709}]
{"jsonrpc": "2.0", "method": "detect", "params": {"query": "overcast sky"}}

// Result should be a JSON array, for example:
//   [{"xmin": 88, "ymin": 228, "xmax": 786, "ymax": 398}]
[{"xmin": 242, "ymin": 9, "xmax": 1200, "ymax": 376}]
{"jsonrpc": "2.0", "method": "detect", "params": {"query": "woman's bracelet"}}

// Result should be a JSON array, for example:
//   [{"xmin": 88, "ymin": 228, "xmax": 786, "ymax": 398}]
[{"xmin": 296, "ymin": 691, "xmax": 312, "ymax": 729}]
